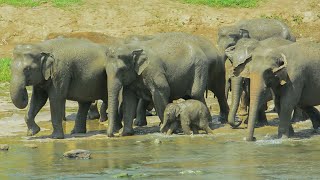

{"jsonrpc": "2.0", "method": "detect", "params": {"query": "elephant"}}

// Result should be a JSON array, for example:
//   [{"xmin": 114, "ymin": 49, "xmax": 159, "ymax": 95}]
[
  {"xmin": 231, "ymin": 41, "xmax": 320, "ymax": 141},
  {"xmin": 46, "ymin": 32, "xmax": 154, "ymax": 125},
  {"xmin": 10, "ymin": 38, "xmax": 116, "ymax": 139},
  {"xmin": 225, "ymin": 38, "xmax": 309, "ymax": 135},
  {"xmin": 217, "ymin": 18, "xmax": 296, "ymax": 55},
  {"xmin": 105, "ymin": 32, "xmax": 228, "ymax": 137},
  {"xmin": 225, "ymin": 38, "xmax": 294, "ymax": 128},
  {"xmin": 160, "ymin": 99, "xmax": 213, "ymax": 135},
  {"xmin": 218, "ymin": 18, "xmax": 297, "ymax": 127}
]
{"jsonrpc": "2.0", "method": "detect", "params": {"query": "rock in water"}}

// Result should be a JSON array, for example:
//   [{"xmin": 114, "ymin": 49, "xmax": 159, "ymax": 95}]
[
  {"xmin": 63, "ymin": 149, "xmax": 91, "ymax": 159},
  {"xmin": 0, "ymin": 144, "xmax": 9, "ymax": 151}
]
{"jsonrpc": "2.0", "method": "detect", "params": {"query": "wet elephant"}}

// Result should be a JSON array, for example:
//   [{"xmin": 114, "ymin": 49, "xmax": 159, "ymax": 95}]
[
  {"xmin": 105, "ymin": 32, "xmax": 228, "ymax": 137},
  {"xmin": 160, "ymin": 99, "xmax": 212, "ymax": 135},
  {"xmin": 10, "ymin": 38, "xmax": 113, "ymax": 139},
  {"xmin": 230, "ymin": 40, "xmax": 320, "ymax": 141},
  {"xmin": 218, "ymin": 18, "xmax": 297, "ymax": 127},
  {"xmin": 46, "ymin": 32, "xmax": 154, "ymax": 125}
]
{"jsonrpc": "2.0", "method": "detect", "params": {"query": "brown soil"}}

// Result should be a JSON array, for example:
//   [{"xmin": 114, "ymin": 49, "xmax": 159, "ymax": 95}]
[{"xmin": 0, "ymin": 0, "xmax": 319, "ymax": 58}]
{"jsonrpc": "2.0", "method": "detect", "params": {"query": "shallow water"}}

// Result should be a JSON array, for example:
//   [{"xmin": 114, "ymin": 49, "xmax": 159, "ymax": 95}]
[{"xmin": 1, "ymin": 85, "xmax": 320, "ymax": 179}]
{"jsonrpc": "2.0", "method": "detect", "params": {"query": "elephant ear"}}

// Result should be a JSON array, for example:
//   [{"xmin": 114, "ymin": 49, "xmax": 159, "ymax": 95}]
[
  {"xmin": 272, "ymin": 53, "xmax": 289, "ymax": 85},
  {"xmin": 132, "ymin": 49, "xmax": 149, "ymax": 75},
  {"xmin": 225, "ymin": 45, "xmax": 236, "ymax": 63},
  {"xmin": 41, "ymin": 52, "xmax": 55, "ymax": 80}
]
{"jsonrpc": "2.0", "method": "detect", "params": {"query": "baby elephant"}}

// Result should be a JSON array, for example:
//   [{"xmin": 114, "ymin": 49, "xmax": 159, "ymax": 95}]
[{"xmin": 160, "ymin": 100, "xmax": 213, "ymax": 135}]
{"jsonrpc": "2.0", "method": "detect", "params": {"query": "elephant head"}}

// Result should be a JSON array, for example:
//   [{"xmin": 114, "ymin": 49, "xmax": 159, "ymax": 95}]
[
  {"xmin": 10, "ymin": 44, "xmax": 54, "ymax": 109},
  {"xmin": 160, "ymin": 103, "xmax": 180, "ymax": 133},
  {"xmin": 217, "ymin": 26, "xmax": 250, "ymax": 59},
  {"xmin": 105, "ymin": 44, "xmax": 149, "ymax": 136}
]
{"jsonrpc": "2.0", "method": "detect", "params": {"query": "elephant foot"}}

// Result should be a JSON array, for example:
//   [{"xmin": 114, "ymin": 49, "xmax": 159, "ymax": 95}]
[
  {"xmin": 87, "ymin": 111, "xmax": 100, "ymax": 120},
  {"xmin": 278, "ymin": 127, "xmax": 294, "ymax": 139},
  {"xmin": 121, "ymin": 128, "xmax": 134, "ymax": 136},
  {"xmin": 27, "ymin": 124, "xmax": 41, "ymax": 136},
  {"xmin": 107, "ymin": 132, "xmax": 114, "ymax": 137},
  {"xmin": 70, "ymin": 128, "xmax": 86, "ymax": 134},
  {"xmin": 51, "ymin": 131, "xmax": 64, "ymax": 139},
  {"xmin": 134, "ymin": 118, "xmax": 147, "ymax": 126},
  {"xmin": 218, "ymin": 114, "xmax": 227, "ymax": 124},
  {"xmin": 245, "ymin": 136, "xmax": 256, "ymax": 141}
]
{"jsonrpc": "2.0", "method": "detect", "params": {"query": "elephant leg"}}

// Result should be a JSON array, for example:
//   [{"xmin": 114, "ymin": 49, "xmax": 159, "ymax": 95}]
[
  {"xmin": 181, "ymin": 123, "xmax": 192, "ymax": 135},
  {"xmin": 134, "ymin": 99, "xmax": 148, "ymax": 126},
  {"xmin": 301, "ymin": 106, "xmax": 320, "ymax": 130},
  {"xmin": 225, "ymin": 77, "xmax": 231, "ymax": 100},
  {"xmin": 25, "ymin": 87, "xmax": 48, "ymax": 136},
  {"xmin": 99, "ymin": 101, "xmax": 108, "ymax": 122},
  {"xmin": 291, "ymin": 107, "xmax": 308, "ymax": 122},
  {"xmin": 191, "ymin": 124, "xmax": 199, "ymax": 134},
  {"xmin": 121, "ymin": 88, "xmax": 138, "ymax": 136},
  {"xmin": 166, "ymin": 121, "xmax": 179, "ymax": 135},
  {"xmin": 238, "ymin": 92, "xmax": 248, "ymax": 116},
  {"xmin": 209, "ymin": 69, "xmax": 229, "ymax": 123},
  {"xmin": 256, "ymin": 106, "xmax": 268, "ymax": 127},
  {"xmin": 71, "ymin": 102, "xmax": 91, "ymax": 134},
  {"xmin": 87, "ymin": 101, "xmax": 100, "ymax": 120},
  {"xmin": 149, "ymin": 76, "xmax": 170, "ymax": 122},
  {"xmin": 48, "ymin": 97, "xmax": 65, "ymax": 139}
]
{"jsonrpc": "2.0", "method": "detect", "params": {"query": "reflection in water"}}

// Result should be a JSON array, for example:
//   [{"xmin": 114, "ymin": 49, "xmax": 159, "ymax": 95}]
[{"xmin": 1, "ymin": 89, "xmax": 320, "ymax": 179}]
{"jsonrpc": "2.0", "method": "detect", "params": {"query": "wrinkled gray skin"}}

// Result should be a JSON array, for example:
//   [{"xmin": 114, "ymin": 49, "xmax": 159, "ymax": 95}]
[
  {"xmin": 51, "ymin": 34, "xmax": 154, "ymax": 125},
  {"xmin": 225, "ymin": 38, "xmax": 308, "ymax": 135},
  {"xmin": 235, "ymin": 41, "xmax": 320, "ymax": 141},
  {"xmin": 218, "ymin": 18, "xmax": 296, "ymax": 128},
  {"xmin": 217, "ymin": 18, "xmax": 296, "ymax": 55},
  {"xmin": 225, "ymin": 38, "xmax": 294, "ymax": 128},
  {"xmin": 105, "ymin": 32, "xmax": 228, "ymax": 137},
  {"xmin": 160, "ymin": 99, "xmax": 212, "ymax": 135},
  {"xmin": 10, "ymin": 38, "xmax": 113, "ymax": 139}
]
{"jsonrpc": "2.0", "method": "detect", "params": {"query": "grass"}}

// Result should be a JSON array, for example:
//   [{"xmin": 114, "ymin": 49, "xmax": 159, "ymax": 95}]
[
  {"xmin": 0, "ymin": 0, "xmax": 83, "ymax": 7},
  {"xmin": 0, "ymin": 58, "xmax": 11, "ymax": 82},
  {"xmin": 181, "ymin": 0, "xmax": 262, "ymax": 8}
]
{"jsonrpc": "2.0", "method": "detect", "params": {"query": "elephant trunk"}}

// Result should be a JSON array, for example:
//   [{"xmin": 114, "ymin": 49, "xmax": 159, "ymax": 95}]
[
  {"xmin": 228, "ymin": 76, "xmax": 243, "ymax": 128},
  {"xmin": 107, "ymin": 75, "xmax": 122, "ymax": 137},
  {"xmin": 10, "ymin": 73, "xmax": 28, "ymax": 109},
  {"xmin": 246, "ymin": 74, "xmax": 265, "ymax": 141}
]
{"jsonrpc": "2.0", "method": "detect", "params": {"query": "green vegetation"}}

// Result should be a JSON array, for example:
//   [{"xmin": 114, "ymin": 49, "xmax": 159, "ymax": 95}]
[
  {"xmin": 0, "ymin": 58, "xmax": 11, "ymax": 82},
  {"xmin": 182, "ymin": 0, "xmax": 261, "ymax": 8},
  {"xmin": 0, "ymin": 0, "xmax": 83, "ymax": 7}
]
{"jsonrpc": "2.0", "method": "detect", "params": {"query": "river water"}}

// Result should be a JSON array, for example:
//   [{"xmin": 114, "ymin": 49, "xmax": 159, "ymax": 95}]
[{"xmin": 0, "ymin": 84, "xmax": 320, "ymax": 179}]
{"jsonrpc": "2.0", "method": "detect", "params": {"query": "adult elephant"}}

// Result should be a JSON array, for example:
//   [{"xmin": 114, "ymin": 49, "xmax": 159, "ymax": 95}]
[
  {"xmin": 46, "ymin": 32, "xmax": 154, "ymax": 124},
  {"xmin": 217, "ymin": 18, "xmax": 296, "ymax": 54},
  {"xmin": 105, "ymin": 32, "xmax": 228, "ymax": 137},
  {"xmin": 10, "ymin": 38, "xmax": 117, "ymax": 139},
  {"xmin": 230, "ymin": 40, "xmax": 320, "ymax": 141},
  {"xmin": 225, "ymin": 38, "xmax": 294, "ymax": 128},
  {"xmin": 218, "ymin": 18, "xmax": 297, "ymax": 127}
]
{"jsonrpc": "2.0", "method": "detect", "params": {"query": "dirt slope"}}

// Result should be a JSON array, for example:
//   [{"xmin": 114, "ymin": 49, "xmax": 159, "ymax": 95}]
[{"xmin": 0, "ymin": 0, "xmax": 319, "ymax": 57}]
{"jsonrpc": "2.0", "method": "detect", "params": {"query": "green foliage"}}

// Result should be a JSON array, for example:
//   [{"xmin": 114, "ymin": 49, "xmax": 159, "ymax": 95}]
[
  {"xmin": 0, "ymin": 0, "xmax": 82, "ymax": 7},
  {"xmin": 181, "ymin": 0, "xmax": 261, "ymax": 8},
  {"xmin": 0, "ymin": 58, "xmax": 11, "ymax": 82}
]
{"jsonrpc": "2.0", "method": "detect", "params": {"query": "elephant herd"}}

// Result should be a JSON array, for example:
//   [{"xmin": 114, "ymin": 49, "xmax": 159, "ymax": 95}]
[{"xmin": 9, "ymin": 18, "xmax": 320, "ymax": 141}]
